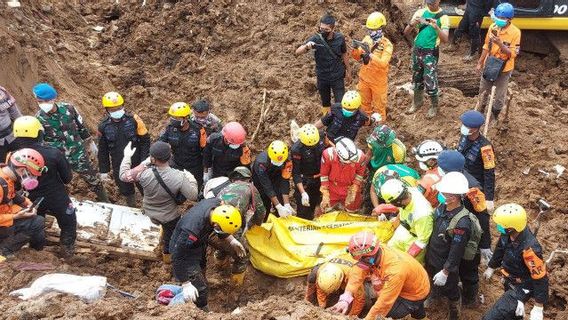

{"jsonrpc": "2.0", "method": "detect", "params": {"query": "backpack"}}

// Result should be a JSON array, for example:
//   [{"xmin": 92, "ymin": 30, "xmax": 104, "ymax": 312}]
[{"xmin": 447, "ymin": 207, "xmax": 483, "ymax": 260}]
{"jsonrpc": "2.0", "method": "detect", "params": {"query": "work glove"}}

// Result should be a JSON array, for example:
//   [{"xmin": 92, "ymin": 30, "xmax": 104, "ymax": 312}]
[
  {"xmin": 123, "ymin": 141, "xmax": 136, "ymax": 159},
  {"xmin": 320, "ymin": 187, "xmax": 331, "ymax": 211},
  {"xmin": 345, "ymin": 185, "xmax": 358, "ymax": 207},
  {"xmin": 530, "ymin": 306, "xmax": 543, "ymax": 320},
  {"xmin": 275, "ymin": 204, "xmax": 291, "ymax": 217},
  {"xmin": 486, "ymin": 200, "xmax": 495, "ymax": 213},
  {"xmin": 376, "ymin": 213, "xmax": 387, "ymax": 221},
  {"xmin": 433, "ymin": 270, "xmax": 448, "ymax": 286},
  {"xmin": 515, "ymin": 300, "xmax": 525, "ymax": 317},
  {"xmin": 480, "ymin": 248, "xmax": 493, "ymax": 265},
  {"xmin": 230, "ymin": 238, "xmax": 246, "ymax": 258},
  {"xmin": 483, "ymin": 267, "xmax": 495, "ymax": 280},
  {"xmin": 301, "ymin": 192, "xmax": 310, "ymax": 207},
  {"xmin": 329, "ymin": 292, "xmax": 353, "ymax": 315},
  {"xmin": 370, "ymin": 113, "xmax": 382, "ymax": 124},
  {"xmin": 362, "ymin": 52, "xmax": 371, "ymax": 65},
  {"xmin": 203, "ymin": 170, "xmax": 213, "ymax": 184},
  {"xmin": 89, "ymin": 140, "xmax": 98, "ymax": 157},
  {"xmin": 372, "ymin": 204, "xmax": 399, "ymax": 216},
  {"xmin": 182, "ymin": 282, "xmax": 199, "ymax": 302},
  {"xmin": 100, "ymin": 173, "xmax": 111, "ymax": 182},
  {"xmin": 407, "ymin": 241, "xmax": 424, "ymax": 257},
  {"xmin": 284, "ymin": 203, "xmax": 296, "ymax": 215}
]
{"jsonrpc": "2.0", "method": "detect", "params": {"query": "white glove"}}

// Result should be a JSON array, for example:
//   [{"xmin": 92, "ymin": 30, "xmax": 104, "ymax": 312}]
[
  {"xmin": 89, "ymin": 141, "xmax": 98, "ymax": 156},
  {"xmin": 481, "ymin": 248, "xmax": 493, "ymax": 264},
  {"xmin": 306, "ymin": 41, "xmax": 316, "ymax": 49},
  {"xmin": 370, "ymin": 113, "xmax": 382, "ymax": 123},
  {"xmin": 486, "ymin": 200, "xmax": 495, "ymax": 213},
  {"xmin": 433, "ymin": 270, "xmax": 448, "ymax": 286},
  {"xmin": 483, "ymin": 267, "xmax": 495, "ymax": 280},
  {"xmin": 203, "ymin": 170, "xmax": 213, "ymax": 183},
  {"xmin": 100, "ymin": 173, "xmax": 111, "ymax": 182},
  {"xmin": 230, "ymin": 238, "xmax": 246, "ymax": 258},
  {"xmin": 123, "ymin": 141, "xmax": 136, "ymax": 159},
  {"xmin": 182, "ymin": 282, "xmax": 199, "ymax": 302},
  {"xmin": 284, "ymin": 203, "xmax": 296, "ymax": 215},
  {"xmin": 301, "ymin": 192, "xmax": 310, "ymax": 207},
  {"xmin": 515, "ymin": 300, "xmax": 525, "ymax": 317},
  {"xmin": 377, "ymin": 213, "xmax": 387, "ymax": 221},
  {"xmin": 530, "ymin": 306, "xmax": 543, "ymax": 320},
  {"xmin": 275, "ymin": 204, "xmax": 291, "ymax": 217}
]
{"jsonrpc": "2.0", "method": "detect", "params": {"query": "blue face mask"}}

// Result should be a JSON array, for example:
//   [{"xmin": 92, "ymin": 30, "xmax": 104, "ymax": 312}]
[
  {"xmin": 109, "ymin": 109, "xmax": 125, "ymax": 119},
  {"xmin": 342, "ymin": 109, "xmax": 355, "ymax": 117},
  {"xmin": 437, "ymin": 192, "xmax": 446, "ymax": 204},
  {"xmin": 369, "ymin": 29, "xmax": 383, "ymax": 42},
  {"xmin": 496, "ymin": 224, "xmax": 508, "ymax": 235}
]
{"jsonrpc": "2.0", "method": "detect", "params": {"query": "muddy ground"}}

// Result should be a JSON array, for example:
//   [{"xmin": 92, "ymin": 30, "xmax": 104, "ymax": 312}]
[{"xmin": 0, "ymin": 0, "xmax": 567, "ymax": 319}]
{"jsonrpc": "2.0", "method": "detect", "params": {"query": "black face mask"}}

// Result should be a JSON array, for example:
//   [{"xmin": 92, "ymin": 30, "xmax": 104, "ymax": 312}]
[{"xmin": 170, "ymin": 119, "xmax": 183, "ymax": 128}]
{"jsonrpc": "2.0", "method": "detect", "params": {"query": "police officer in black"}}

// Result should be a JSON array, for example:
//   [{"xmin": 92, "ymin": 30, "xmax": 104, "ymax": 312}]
[
  {"xmin": 98, "ymin": 92, "xmax": 150, "ymax": 207},
  {"xmin": 13, "ymin": 116, "xmax": 76, "ymax": 257},
  {"xmin": 457, "ymin": 110, "xmax": 496, "ymax": 213},
  {"xmin": 451, "ymin": 0, "xmax": 495, "ymax": 60},
  {"xmin": 169, "ymin": 199, "xmax": 243, "ymax": 311},
  {"xmin": 291, "ymin": 124, "xmax": 325, "ymax": 220},
  {"xmin": 483, "ymin": 203, "xmax": 548, "ymax": 320},
  {"xmin": 159, "ymin": 102, "xmax": 206, "ymax": 189},
  {"xmin": 295, "ymin": 14, "xmax": 351, "ymax": 115}
]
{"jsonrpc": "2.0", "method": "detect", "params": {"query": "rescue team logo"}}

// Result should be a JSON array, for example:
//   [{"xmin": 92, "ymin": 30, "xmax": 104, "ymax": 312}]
[{"xmin": 523, "ymin": 248, "xmax": 547, "ymax": 280}]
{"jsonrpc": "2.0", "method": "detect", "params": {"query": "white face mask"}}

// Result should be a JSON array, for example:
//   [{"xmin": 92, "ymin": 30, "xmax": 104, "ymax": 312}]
[
  {"xmin": 271, "ymin": 160, "xmax": 284, "ymax": 166},
  {"xmin": 39, "ymin": 103, "xmax": 54, "ymax": 113},
  {"xmin": 229, "ymin": 144, "xmax": 240, "ymax": 149},
  {"xmin": 109, "ymin": 109, "xmax": 125, "ymax": 119},
  {"xmin": 418, "ymin": 161, "xmax": 430, "ymax": 171},
  {"xmin": 460, "ymin": 125, "xmax": 471, "ymax": 136}
]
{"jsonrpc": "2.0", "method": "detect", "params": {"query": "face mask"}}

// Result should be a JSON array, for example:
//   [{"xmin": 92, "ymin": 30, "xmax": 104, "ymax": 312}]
[
  {"xmin": 438, "ymin": 167, "xmax": 445, "ymax": 176},
  {"xmin": 20, "ymin": 170, "xmax": 39, "ymax": 190},
  {"xmin": 437, "ymin": 192, "xmax": 446, "ymax": 205},
  {"xmin": 495, "ymin": 18, "xmax": 507, "ymax": 28},
  {"xmin": 170, "ymin": 119, "xmax": 184, "ymax": 128},
  {"xmin": 229, "ymin": 144, "xmax": 241, "ymax": 150},
  {"xmin": 418, "ymin": 161, "xmax": 430, "ymax": 171},
  {"xmin": 194, "ymin": 117, "xmax": 208, "ymax": 125},
  {"xmin": 39, "ymin": 103, "xmax": 54, "ymax": 113},
  {"xmin": 496, "ymin": 224, "xmax": 510, "ymax": 235},
  {"xmin": 369, "ymin": 29, "xmax": 383, "ymax": 41},
  {"xmin": 460, "ymin": 125, "xmax": 471, "ymax": 136},
  {"xmin": 109, "ymin": 109, "xmax": 125, "ymax": 119},
  {"xmin": 271, "ymin": 160, "xmax": 284, "ymax": 166},
  {"xmin": 342, "ymin": 109, "xmax": 355, "ymax": 117}
]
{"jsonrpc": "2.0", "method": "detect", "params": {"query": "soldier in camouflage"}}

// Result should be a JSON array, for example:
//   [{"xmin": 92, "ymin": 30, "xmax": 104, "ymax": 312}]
[{"xmin": 33, "ymin": 83, "xmax": 109, "ymax": 202}]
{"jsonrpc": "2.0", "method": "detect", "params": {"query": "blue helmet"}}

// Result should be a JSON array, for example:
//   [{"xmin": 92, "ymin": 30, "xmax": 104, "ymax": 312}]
[{"xmin": 495, "ymin": 2, "xmax": 514, "ymax": 19}]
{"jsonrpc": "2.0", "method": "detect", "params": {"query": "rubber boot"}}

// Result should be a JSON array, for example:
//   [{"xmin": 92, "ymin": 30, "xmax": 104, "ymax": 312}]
[
  {"xmin": 407, "ymin": 89, "xmax": 424, "ymax": 114},
  {"xmin": 214, "ymin": 249, "xmax": 229, "ymax": 269},
  {"xmin": 231, "ymin": 271, "xmax": 245, "ymax": 286},
  {"xmin": 448, "ymin": 299, "xmax": 461, "ymax": 320},
  {"xmin": 162, "ymin": 253, "xmax": 171, "ymax": 264},
  {"xmin": 427, "ymin": 95, "xmax": 439, "ymax": 119},
  {"xmin": 321, "ymin": 106, "xmax": 331, "ymax": 115},
  {"xmin": 125, "ymin": 194, "xmax": 137, "ymax": 207},
  {"xmin": 60, "ymin": 243, "xmax": 75, "ymax": 259},
  {"xmin": 94, "ymin": 184, "xmax": 109, "ymax": 203},
  {"xmin": 462, "ymin": 284, "xmax": 480, "ymax": 308}
]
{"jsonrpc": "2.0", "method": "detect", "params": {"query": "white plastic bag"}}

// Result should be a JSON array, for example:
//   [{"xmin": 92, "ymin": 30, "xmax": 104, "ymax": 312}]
[{"xmin": 9, "ymin": 273, "xmax": 107, "ymax": 303}]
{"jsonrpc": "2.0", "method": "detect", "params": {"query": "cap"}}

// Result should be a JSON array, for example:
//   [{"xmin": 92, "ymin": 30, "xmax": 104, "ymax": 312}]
[
  {"xmin": 228, "ymin": 166, "xmax": 252, "ymax": 179},
  {"xmin": 437, "ymin": 150, "xmax": 465, "ymax": 172},
  {"xmin": 192, "ymin": 100, "xmax": 210, "ymax": 112},
  {"xmin": 150, "ymin": 141, "xmax": 171, "ymax": 161},
  {"xmin": 460, "ymin": 110, "xmax": 485, "ymax": 128},
  {"xmin": 33, "ymin": 83, "xmax": 57, "ymax": 100}
]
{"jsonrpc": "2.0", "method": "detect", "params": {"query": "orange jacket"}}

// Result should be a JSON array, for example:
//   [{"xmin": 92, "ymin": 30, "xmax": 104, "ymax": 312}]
[
  {"xmin": 0, "ymin": 169, "xmax": 31, "ymax": 227},
  {"xmin": 345, "ymin": 245, "xmax": 430, "ymax": 320},
  {"xmin": 419, "ymin": 167, "xmax": 443, "ymax": 207},
  {"xmin": 482, "ymin": 23, "xmax": 521, "ymax": 73},
  {"xmin": 352, "ymin": 36, "xmax": 393, "ymax": 85}
]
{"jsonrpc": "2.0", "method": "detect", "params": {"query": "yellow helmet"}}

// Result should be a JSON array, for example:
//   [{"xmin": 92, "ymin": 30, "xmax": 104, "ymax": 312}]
[
  {"xmin": 366, "ymin": 12, "xmax": 387, "ymax": 30},
  {"xmin": 168, "ymin": 102, "xmax": 191, "ymax": 117},
  {"xmin": 268, "ymin": 140, "xmax": 289, "ymax": 162},
  {"xmin": 211, "ymin": 205, "xmax": 242, "ymax": 235},
  {"xmin": 102, "ymin": 92, "xmax": 124, "ymax": 108},
  {"xmin": 380, "ymin": 179, "xmax": 408, "ymax": 204},
  {"xmin": 341, "ymin": 91, "xmax": 362, "ymax": 110},
  {"xmin": 317, "ymin": 263, "xmax": 344, "ymax": 294},
  {"xmin": 299, "ymin": 124, "xmax": 320, "ymax": 147},
  {"xmin": 13, "ymin": 116, "xmax": 43, "ymax": 138},
  {"xmin": 493, "ymin": 203, "xmax": 527, "ymax": 232}
]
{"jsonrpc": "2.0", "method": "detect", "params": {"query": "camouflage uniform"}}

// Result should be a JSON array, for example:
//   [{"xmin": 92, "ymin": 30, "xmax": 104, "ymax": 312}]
[
  {"xmin": 36, "ymin": 102, "xmax": 106, "ymax": 197},
  {"xmin": 190, "ymin": 113, "xmax": 222, "ymax": 137},
  {"xmin": 412, "ymin": 50, "xmax": 440, "ymax": 96}
]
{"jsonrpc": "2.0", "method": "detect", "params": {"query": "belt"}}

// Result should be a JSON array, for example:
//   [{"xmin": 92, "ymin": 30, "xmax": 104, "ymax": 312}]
[
  {"xmin": 414, "ymin": 47, "xmax": 439, "ymax": 54},
  {"xmin": 0, "ymin": 124, "xmax": 13, "ymax": 138}
]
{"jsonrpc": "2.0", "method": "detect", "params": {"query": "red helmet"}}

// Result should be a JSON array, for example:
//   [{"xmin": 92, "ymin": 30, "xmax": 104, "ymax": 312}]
[
  {"xmin": 222, "ymin": 122, "xmax": 246, "ymax": 145},
  {"xmin": 9, "ymin": 148, "xmax": 46, "ymax": 176},
  {"xmin": 348, "ymin": 230, "xmax": 380, "ymax": 261}
]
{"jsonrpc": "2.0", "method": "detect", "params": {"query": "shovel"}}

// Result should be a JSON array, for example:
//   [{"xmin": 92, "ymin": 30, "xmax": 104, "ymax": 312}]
[
  {"xmin": 533, "ymin": 199, "xmax": 551, "ymax": 237},
  {"xmin": 106, "ymin": 284, "xmax": 137, "ymax": 299}
]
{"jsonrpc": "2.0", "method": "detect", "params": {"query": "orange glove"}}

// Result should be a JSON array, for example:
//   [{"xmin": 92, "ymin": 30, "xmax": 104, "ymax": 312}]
[
  {"xmin": 320, "ymin": 186, "xmax": 331, "ymax": 211},
  {"xmin": 372, "ymin": 204, "xmax": 399, "ymax": 216}
]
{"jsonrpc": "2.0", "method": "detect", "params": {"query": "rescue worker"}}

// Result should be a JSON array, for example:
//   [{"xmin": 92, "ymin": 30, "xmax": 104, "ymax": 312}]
[
  {"xmin": 252, "ymin": 140, "xmax": 294, "ymax": 218},
  {"xmin": 476, "ymin": 3, "xmax": 521, "ymax": 121},
  {"xmin": 213, "ymin": 166, "xmax": 267, "ymax": 285},
  {"xmin": 426, "ymin": 172, "xmax": 482, "ymax": 319},
  {"xmin": 203, "ymin": 121, "xmax": 251, "ymax": 182},
  {"xmin": 315, "ymin": 90, "xmax": 380, "ymax": 143},
  {"xmin": 305, "ymin": 258, "xmax": 366, "ymax": 315},
  {"xmin": 0, "ymin": 148, "xmax": 46, "ymax": 257},
  {"xmin": 351, "ymin": 12, "xmax": 393, "ymax": 120},
  {"xmin": 414, "ymin": 139, "xmax": 445, "ymax": 206},
  {"xmin": 295, "ymin": 14, "xmax": 351, "ymax": 115},
  {"xmin": 119, "ymin": 141, "xmax": 199, "ymax": 263},
  {"xmin": 369, "ymin": 164, "xmax": 420, "ymax": 217},
  {"xmin": 291, "ymin": 124, "xmax": 326, "ymax": 220},
  {"xmin": 379, "ymin": 179, "xmax": 433, "ymax": 263},
  {"xmin": 190, "ymin": 99, "xmax": 222, "ymax": 136},
  {"xmin": 159, "ymin": 102, "xmax": 206, "ymax": 189},
  {"xmin": 457, "ymin": 110, "xmax": 496, "ymax": 212},
  {"xmin": 320, "ymin": 137, "xmax": 367, "ymax": 212},
  {"xmin": 169, "ymin": 200, "xmax": 244, "ymax": 311},
  {"xmin": 97, "ymin": 92, "xmax": 150, "ymax": 207},
  {"xmin": 0, "ymin": 86, "xmax": 22, "ymax": 162},
  {"xmin": 366, "ymin": 125, "xmax": 406, "ymax": 175},
  {"xmin": 483, "ymin": 203, "xmax": 548, "ymax": 320},
  {"xmin": 404, "ymin": 0, "xmax": 450, "ymax": 118},
  {"xmin": 331, "ymin": 231, "xmax": 430, "ymax": 319},
  {"xmin": 450, "ymin": 0, "xmax": 495, "ymax": 61},
  {"xmin": 13, "ymin": 116, "xmax": 77, "ymax": 257},
  {"xmin": 32, "ymin": 83, "xmax": 109, "ymax": 202}
]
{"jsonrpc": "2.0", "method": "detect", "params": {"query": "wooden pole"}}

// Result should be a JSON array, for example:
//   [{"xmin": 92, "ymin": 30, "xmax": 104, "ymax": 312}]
[{"xmin": 483, "ymin": 86, "xmax": 496, "ymax": 136}]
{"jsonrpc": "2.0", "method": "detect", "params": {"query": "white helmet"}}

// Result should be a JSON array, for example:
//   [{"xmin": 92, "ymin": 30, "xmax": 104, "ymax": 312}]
[
  {"xmin": 414, "ymin": 140, "xmax": 444, "ymax": 162},
  {"xmin": 335, "ymin": 137, "xmax": 359, "ymax": 163},
  {"xmin": 436, "ymin": 171, "xmax": 469, "ymax": 194}
]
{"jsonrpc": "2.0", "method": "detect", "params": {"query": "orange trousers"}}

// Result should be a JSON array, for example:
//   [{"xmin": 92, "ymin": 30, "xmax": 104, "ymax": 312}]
[{"xmin": 358, "ymin": 78, "xmax": 387, "ymax": 120}]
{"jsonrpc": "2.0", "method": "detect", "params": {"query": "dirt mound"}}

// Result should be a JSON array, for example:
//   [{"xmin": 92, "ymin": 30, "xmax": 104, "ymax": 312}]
[{"xmin": 0, "ymin": 0, "xmax": 567, "ymax": 319}]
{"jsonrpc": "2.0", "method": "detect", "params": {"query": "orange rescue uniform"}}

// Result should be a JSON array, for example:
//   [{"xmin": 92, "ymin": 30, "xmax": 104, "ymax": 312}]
[{"xmin": 0, "ymin": 170, "xmax": 31, "ymax": 227}]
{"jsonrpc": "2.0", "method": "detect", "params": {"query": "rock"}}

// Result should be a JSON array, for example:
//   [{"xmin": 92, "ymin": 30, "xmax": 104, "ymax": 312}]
[{"xmin": 41, "ymin": 5, "xmax": 52, "ymax": 13}]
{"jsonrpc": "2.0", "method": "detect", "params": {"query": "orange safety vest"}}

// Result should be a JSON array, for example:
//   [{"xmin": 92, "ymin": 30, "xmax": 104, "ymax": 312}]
[{"xmin": 0, "ymin": 169, "xmax": 18, "ymax": 227}]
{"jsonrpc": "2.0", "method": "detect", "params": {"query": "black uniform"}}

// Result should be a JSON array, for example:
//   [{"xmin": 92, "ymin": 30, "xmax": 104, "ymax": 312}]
[
  {"xmin": 321, "ymin": 103, "xmax": 369, "ymax": 142},
  {"xmin": 426, "ymin": 204, "xmax": 472, "ymax": 302},
  {"xmin": 252, "ymin": 151, "xmax": 291, "ymax": 215},
  {"xmin": 453, "ymin": 0, "xmax": 495, "ymax": 55},
  {"xmin": 483, "ymin": 228, "xmax": 549, "ymax": 319},
  {"xmin": 203, "ymin": 132, "xmax": 250, "ymax": 178},
  {"xmin": 19, "ymin": 139, "xmax": 76, "ymax": 248},
  {"xmin": 159, "ymin": 122, "xmax": 205, "ymax": 189},
  {"xmin": 170, "ymin": 198, "xmax": 225, "ymax": 309},
  {"xmin": 457, "ymin": 134, "xmax": 495, "ymax": 201},
  {"xmin": 291, "ymin": 139, "xmax": 325, "ymax": 220},
  {"xmin": 98, "ymin": 113, "xmax": 150, "ymax": 196},
  {"xmin": 305, "ymin": 32, "xmax": 347, "ymax": 107}
]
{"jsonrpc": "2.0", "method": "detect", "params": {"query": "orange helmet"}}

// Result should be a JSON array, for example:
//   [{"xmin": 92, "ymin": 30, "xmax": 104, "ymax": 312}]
[
  {"xmin": 348, "ymin": 230, "xmax": 380, "ymax": 261},
  {"xmin": 9, "ymin": 148, "xmax": 46, "ymax": 176}
]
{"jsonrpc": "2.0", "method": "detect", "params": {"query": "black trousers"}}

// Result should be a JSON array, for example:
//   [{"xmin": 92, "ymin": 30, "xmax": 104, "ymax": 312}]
[
  {"xmin": 460, "ymin": 253, "xmax": 481, "ymax": 304},
  {"xmin": 293, "ymin": 177, "xmax": 321, "ymax": 220},
  {"xmin": 454, "ymin": 7, "xmax": 485, "ymax": 54},
  {"xmin": 37, "ymin": 196, "xmax": 76, "ymax": 247},
  {"xmin": 0, "ymin": 138, "xmax": 20, "ymax": 163},
  {"xmin": 386, "ymin": 296, "xmax": 427, "ymax": 319},
  {"xmin": 482, "ymin": 284, "xmax": 530, "ymax": 320},
  {"xmin": 0, "ymin": 215, "xmax": 46, "ymax": 255},
  {"xmin": 426, "ymin": 263, "xmax": 461, "ymax": 302},
  {"xmin": 161, "ymin": 217, "xmax": 180, "ymax": 254},
  {"xmin": 317, "ymin": 77, "xmax": 345, "ymax": 107}
]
